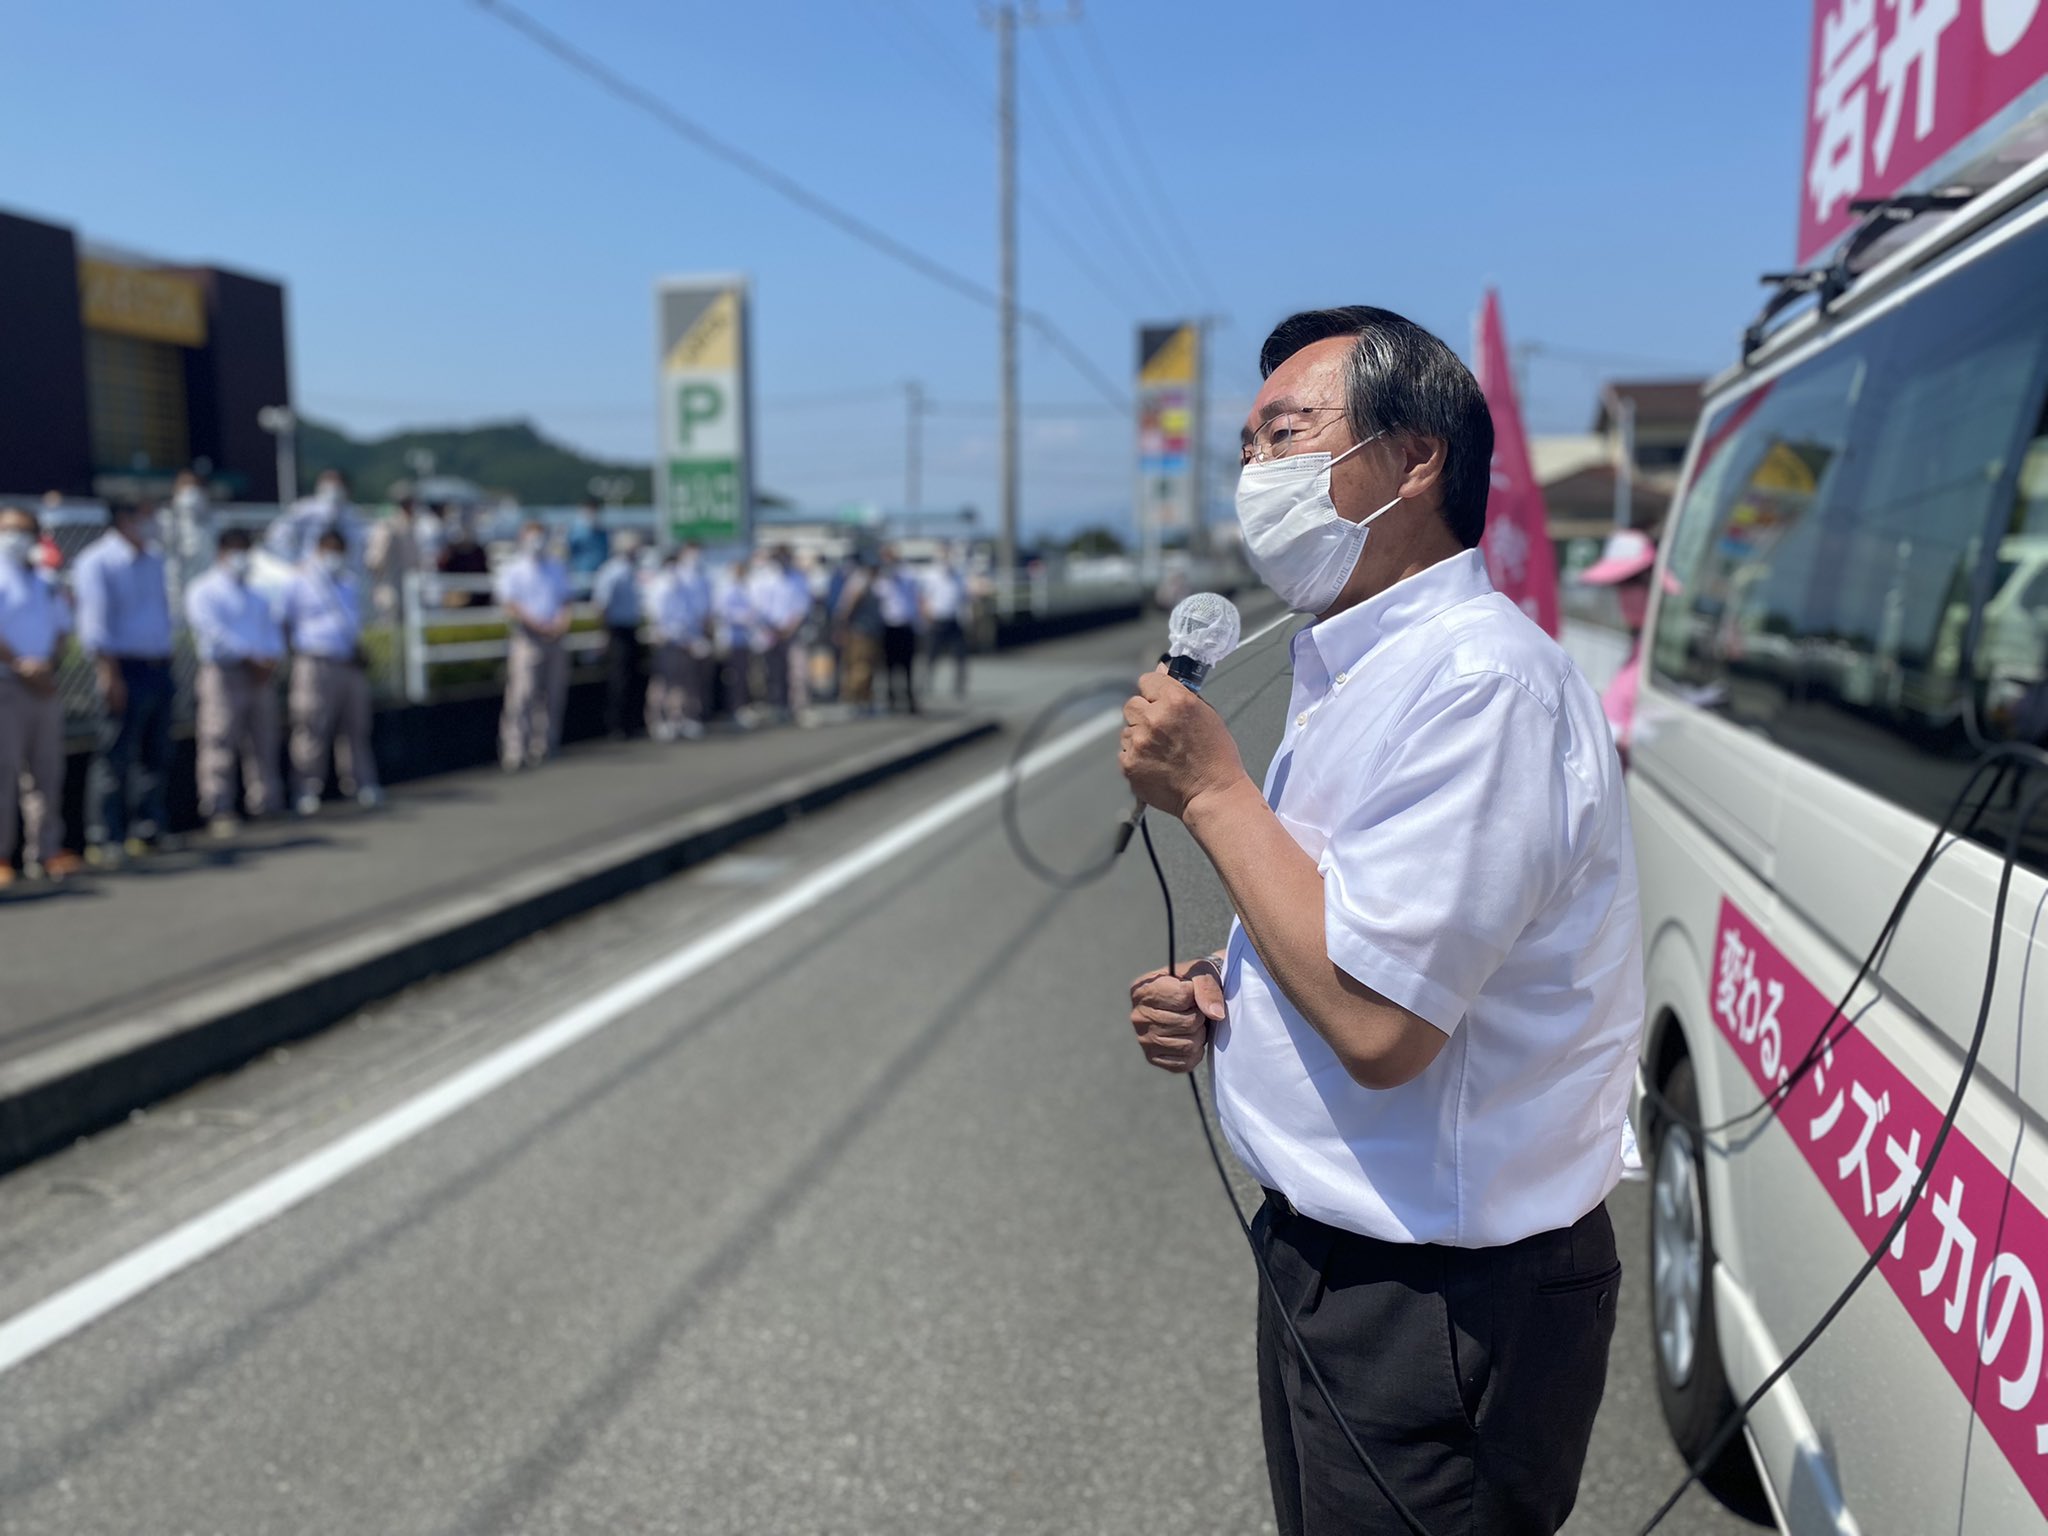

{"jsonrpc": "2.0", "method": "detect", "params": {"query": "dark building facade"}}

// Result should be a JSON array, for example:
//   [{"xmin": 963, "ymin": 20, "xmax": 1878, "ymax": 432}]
[{"xmin": 0, "ymin": 208, "xmax": 290, "ymax": 502}]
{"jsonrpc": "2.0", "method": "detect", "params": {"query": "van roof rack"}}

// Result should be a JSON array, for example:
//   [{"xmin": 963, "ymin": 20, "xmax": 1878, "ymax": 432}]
[{"xmin": 1741, "ymin": 187, "xmax": 1977, "ymax": 362}]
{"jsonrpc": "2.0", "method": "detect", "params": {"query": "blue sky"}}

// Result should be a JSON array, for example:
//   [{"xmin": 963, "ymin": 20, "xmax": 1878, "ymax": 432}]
[{"xmin": 4, "ymin": 0, "xmax": 1807, "ymax": 537}]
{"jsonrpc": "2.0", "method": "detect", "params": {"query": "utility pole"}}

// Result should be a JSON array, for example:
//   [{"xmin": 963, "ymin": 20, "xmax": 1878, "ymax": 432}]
[
  {"xmin": 992, "ymin": 2, "xmax": 1019, "ymax": 581},
  {"xmin": 905, "ymin": 380, "xmax": 924, "ymax": 519},
  {"xmin": 983, "ymin": 1, "xmax": 1079, "ymax": 584}
]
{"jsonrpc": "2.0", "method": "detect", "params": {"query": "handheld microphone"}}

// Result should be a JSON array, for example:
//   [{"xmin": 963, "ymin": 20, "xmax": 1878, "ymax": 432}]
[{"xmin": 1116, "ymin": 593, "xmax": 1243, "ymax": 853}]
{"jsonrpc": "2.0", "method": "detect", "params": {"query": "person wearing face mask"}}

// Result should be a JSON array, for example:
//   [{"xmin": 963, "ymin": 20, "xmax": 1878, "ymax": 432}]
[
  {"xmin": 495, "ymin": 518, "xmax": 572, "ymax": 770},
  {"xmin": 267, "ymin": 468, "xmax": 366, "ymax": 572},
  {"xmin": 646, "ymin": 544, "xmax": 712, "ymax": 741},
  {"xmin": 279, "ymin": 529, "xmax": 382, "ymax": 815},
  {"xmin": 0, "ymin": 505, "xmax": 82, "ymax": 885},
  {"xmin": 591, "ymin": 530, "xmax": 646, "ymax": 740},
  {"xmin": 184, "ymin": 528, "xmax": 286, "ymax": 836},
  {"xmin": 1118, "ymin": 307, "xmax": 1642, "ymax": 1536},
  {"xmin": 567, "ymin": 497, "xmax": 611, "ymax": 577},
  {"xmin": 73, "ymin": 501, "xmax": 179, "ymax": 865}
]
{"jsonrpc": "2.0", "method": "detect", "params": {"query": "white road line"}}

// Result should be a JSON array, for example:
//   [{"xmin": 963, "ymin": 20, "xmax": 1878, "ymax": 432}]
[{"xmin": 0, "ymin": 608, "xmax": 1292, "ymax": 1378}]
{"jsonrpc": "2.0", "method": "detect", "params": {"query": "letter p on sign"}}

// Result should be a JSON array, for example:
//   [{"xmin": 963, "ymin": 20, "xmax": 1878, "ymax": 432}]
[{"xmin": 677, "ymin": 382, "xmax": 724, "ymax": 447}]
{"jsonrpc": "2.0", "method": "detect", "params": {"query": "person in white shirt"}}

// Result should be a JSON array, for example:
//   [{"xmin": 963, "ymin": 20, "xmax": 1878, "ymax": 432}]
[
  {"xmin": 1119, "ymin": 307, "xmax": 1642, "ymax": 1536},
  {"xmin": 713, "ymin": 556, "xmax": 759, "ymax": 722},
  {"xmin": 266, "ymin": 469, "xmax": 366, "ymax": 571},
  {"xmin": 875, "ymin": 546, "xmax": 922, "ymax": 715},
  {"xmin": 279, "ymin": 529, "xmax": 381, "ymax": 814},
  {"xmin": 495, "ymin": 519, "xmax": 572, "ymax": 770},
  {"xmin": 0, "ymin": 504, "xmax": 80, "ymax": 885},
  {"xmin": 183, "ymin": 527, "xmax": 285, "ymax": 835},
  {"xmin": 366, "ymin": 494, "xmax": 425, "ymax": 618},
  {"xmin": 746, "ymin": 545, "xmax": 812, "ymax": 720},
  {"xmin": 647, "ymin": 544, "xmax": 713, "ymax": 740},
  {"xmin": 920, "ymin": 545, "xmax": 971, "ymax": 700}
]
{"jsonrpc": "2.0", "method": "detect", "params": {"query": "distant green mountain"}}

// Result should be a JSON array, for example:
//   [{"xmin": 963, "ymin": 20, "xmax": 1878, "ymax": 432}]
[{"xmin": 298, "ymin": 418, "xmax": 653, "ymax": 507}]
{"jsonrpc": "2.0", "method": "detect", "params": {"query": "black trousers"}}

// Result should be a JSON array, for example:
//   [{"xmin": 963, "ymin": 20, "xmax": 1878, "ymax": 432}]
[
  {"xmin": 604, "ymin": 626, "xmax": 643, "ymax": 737},
  {"xmin": 882, "ymin": 624, "xmax": 919, "ymax": 713},
  {"xmin": 1255, "ymin": 1193, "xmax": 1618, "ymax": 1536}
]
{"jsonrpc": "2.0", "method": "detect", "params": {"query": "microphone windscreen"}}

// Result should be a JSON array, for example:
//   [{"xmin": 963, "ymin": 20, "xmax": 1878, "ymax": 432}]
[{"xmin": 1167, "ymin": 592, "xmax": 1242, "ymax": 667}]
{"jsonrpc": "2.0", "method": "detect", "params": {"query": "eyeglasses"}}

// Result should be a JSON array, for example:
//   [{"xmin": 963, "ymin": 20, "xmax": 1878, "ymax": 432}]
[{"xmin": 1241, "ymin": 406, "xmax": 1350, "ymax": 465}]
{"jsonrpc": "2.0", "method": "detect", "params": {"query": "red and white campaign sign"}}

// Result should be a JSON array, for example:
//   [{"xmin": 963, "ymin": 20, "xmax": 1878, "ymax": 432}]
[
  {"xmin": 1472, "ymin": 289, "xmax": 1559, "ymax": 638},
  {"xmin": 1713, "ymin": 898, "xmax": 2048, "ymax": 1512},
  {"xmin": 1800, "ymin": 0, "xmax": 2048, "ymax": 262}
]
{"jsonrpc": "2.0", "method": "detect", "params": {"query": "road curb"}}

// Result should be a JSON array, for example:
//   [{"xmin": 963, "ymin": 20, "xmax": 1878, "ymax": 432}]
[{"xmin": 0, "ymin": 716, "xmax": 998, "ymax": 1173}]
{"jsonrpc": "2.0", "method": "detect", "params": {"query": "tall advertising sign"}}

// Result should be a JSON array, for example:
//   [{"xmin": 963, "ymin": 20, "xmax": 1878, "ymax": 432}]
[
  {"xmin": 1800, "ymin": 0, "xmax": 2048, "ymax": 263},
  {"xmin": 656, "ymin": 276, "xmax": 752, "ymax": 547},
  {"xmin": 1473, "ymin": 289, "xmax": 1560, "ymax": 637},
  {"xmin": 1136, "ymin": 323, "xmax": 1201, "ymax": 562}
]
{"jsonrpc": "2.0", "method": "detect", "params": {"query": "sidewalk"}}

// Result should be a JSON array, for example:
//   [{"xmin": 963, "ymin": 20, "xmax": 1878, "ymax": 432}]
[{"xmin": 0, "ymin": 710, "xmax": 992, "ymax": 1169}]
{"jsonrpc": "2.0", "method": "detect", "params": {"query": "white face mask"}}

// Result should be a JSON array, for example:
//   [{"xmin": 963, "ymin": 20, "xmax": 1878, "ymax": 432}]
[
  {"xmin": 1234, "ymin": 433, "xmax": 1401, "ymax": 614},
  {"xmin": 224, "ymin": 550, "xmax": 253, "ymax": 580},
  {"xmin": 0, "ymin": 530, "xmax": 31, "ymax": 566},
  {"xmin": 319, "ymin": 550, "xmax": 346, "ymax": 576},
  {"xmin": 521, "ymin": 533, "xmax": 547, "ymax": 556}
]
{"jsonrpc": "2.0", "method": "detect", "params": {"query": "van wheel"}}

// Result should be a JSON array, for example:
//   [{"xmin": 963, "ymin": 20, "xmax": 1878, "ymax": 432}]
[{"xmin": 1650, "ymin": 1056, "xmax": 1773, "ymax": 1524}]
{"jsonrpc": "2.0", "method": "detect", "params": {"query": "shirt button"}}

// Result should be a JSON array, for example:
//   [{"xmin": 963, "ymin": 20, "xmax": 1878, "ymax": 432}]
[
  {"xmin": 1295, "ymin": 711, "xmax": 1309, "ymax": 727},
  {"xmin": 1334, "ymin": 670, "xmax": 1347, "ymax": 686}
]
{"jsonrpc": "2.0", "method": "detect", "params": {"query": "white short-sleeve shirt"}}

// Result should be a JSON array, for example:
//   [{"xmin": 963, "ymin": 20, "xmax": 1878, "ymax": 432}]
[{"xmin": 1213, "ymin": 549, "xmax": 1644, "ymax": 1248}]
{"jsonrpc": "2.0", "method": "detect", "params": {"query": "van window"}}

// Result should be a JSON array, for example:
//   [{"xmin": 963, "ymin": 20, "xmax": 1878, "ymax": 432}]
[{"xmin": 1654, "ymin": 212, "xmax": 2048, "ymax": 867}]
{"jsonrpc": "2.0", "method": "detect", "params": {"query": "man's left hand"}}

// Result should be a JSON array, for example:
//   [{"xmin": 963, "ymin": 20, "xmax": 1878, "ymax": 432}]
[{"xmin": 1119, "ymin": 668, "xmax": 1250, "ymax": 821}]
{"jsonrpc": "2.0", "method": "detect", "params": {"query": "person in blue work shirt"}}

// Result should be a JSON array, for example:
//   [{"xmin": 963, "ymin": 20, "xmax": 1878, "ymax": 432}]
[
  {"xmin": 72, "ymin": 501, "xmax": 178, "ymax": 866},
  {"xmin": 591, "ymin": 530, "xmax": 645, "ymax": 740},
  {"xmin": 647, "ymin": 544, "xmax": 713, "ymax": 741},
  {"xmin": 713, "ymin": 555, "xmax": 759, "ymax": 723},
  {"xmin": 496, "ymin": 518, "xmax": 572, "ymax": 770},
  {"xmin": 183, "ymin": 527, "xmax": 286, "ymax": 836},
  {"xmin": 0, "ymin": 503, "xmax": 82, "ymax": 886},
  {"xmin": 279, "ymin": 528, "xmax": 382, "ymax": 815},
  {"xmin": 875, "ymin": 546, "xmax": 922, "ymax": 715},
  {"xmin": 567, "ymin": 497, "xmax": 610, "ymax": 577},
  {"xmin": 266, "ymin": 468, "xmax": 365, "ymax": 571}
]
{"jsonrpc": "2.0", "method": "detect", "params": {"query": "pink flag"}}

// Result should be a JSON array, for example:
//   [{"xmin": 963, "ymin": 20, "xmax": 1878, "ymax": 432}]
[{"xmin": 1472, "ymin": 289, "xmax": 1560, "ymax": 637}]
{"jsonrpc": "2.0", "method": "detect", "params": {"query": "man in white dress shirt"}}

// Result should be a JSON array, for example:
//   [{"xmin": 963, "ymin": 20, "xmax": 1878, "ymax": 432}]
[
  {"xmin": 1120, "ymin": 306, "xmax": 1643, "ymax": 1535},
  {"xmin": 183, "ymin": 527, "xmax": 285, "ymax": 834},
  {"xmin": 495, "ymin": 519, "xmax": 572, "ymax": 771}
]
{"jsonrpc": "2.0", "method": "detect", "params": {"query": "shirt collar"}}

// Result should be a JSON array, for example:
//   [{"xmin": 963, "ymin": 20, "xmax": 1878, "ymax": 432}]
[{"xmin": 1294, "ymin": 548, "xmax": 1494, "ymax": 680}]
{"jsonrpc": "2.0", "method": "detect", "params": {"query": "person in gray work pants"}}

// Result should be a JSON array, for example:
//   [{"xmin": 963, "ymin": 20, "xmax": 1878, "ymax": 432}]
[
  {"xmin": 495, "ymin": 520, "xmax": 571, "ymax": 771},
  {"xmin": 280, "ymin": 529, "xmax": 382, "ymax": 813}
]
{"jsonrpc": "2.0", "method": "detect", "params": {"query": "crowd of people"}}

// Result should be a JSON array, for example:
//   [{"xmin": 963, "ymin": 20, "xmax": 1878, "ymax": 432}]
[{"xmin": 0, "ymin": 471, "xmax": 981, "ymax": 888}]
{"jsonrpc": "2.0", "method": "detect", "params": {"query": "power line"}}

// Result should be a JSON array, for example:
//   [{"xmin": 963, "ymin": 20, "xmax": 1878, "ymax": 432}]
[
  {"xmin": 1015, "ymin": 61, "xmax": 1181, "ymax": 302},
  {"xmin": 864, "ymin": 0, "xmax": 1145, "ymax": 316},
  {"xmin": 1073, "ymin": 15, "xmax": 1218, "ymax": 305},
  {"xmin": 467, "ymin": 0, "xmax": 1127, "ymax": 411},
  {"xmin": 1035, "ymin": 25, "xmax": 1203, "ymax": 306}
]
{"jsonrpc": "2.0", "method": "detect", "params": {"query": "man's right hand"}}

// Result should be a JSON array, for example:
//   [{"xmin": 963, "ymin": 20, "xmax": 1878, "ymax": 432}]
[{"xmin": 1128, "ymin": 958, "xmax": 1226, "ymax": 1074}]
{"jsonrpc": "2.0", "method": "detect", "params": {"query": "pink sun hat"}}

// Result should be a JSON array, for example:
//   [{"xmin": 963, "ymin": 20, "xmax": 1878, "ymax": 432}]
[{"xmin": 1579, "ymin": 528, "xmax": 1680, "ymax": 593}]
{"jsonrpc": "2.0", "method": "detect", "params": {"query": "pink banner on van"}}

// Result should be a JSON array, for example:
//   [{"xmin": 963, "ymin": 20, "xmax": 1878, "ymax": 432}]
[
  {"xmin": 1800, "ymin": 0, "xmax": 2048, "ymax": 263},
  {"xmin": 1713, "ymin": 898, "xmax": 2048, "ymax": 1511}
]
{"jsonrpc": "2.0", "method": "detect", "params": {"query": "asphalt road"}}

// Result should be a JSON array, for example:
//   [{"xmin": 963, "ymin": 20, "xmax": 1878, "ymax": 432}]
[{"xmin": 0, "ymin": 611, "xmax": 1762, "ymax": 1535}]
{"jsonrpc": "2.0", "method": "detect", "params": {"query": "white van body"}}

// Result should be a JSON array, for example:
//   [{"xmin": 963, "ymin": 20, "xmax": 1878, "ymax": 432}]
[{"xmin": 1633, "ymin": 155, "xmax": 2048, "ymax": 1534}]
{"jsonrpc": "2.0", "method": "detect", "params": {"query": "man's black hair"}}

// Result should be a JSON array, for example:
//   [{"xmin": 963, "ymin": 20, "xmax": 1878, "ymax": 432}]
[
  {"xmin": 315, "ymin": 528, "xmax": 347, "ymax": 551},
  {"xmin": 217, "ymin": 526, "xmax": 253, "ymax": 553},
  {"xmin": 1258, "ymin": 306, "xmax": 1494, "ymax": 549}
]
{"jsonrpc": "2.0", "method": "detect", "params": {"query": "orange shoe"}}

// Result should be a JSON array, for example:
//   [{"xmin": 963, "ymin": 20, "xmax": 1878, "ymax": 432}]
[
  {"xmin": 42, "ymin": 851, "xmax": 85, "ymax": 880},
  {"xmin": 0, "ymin": 865, "xmax": 16, "ymax": 889}
]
